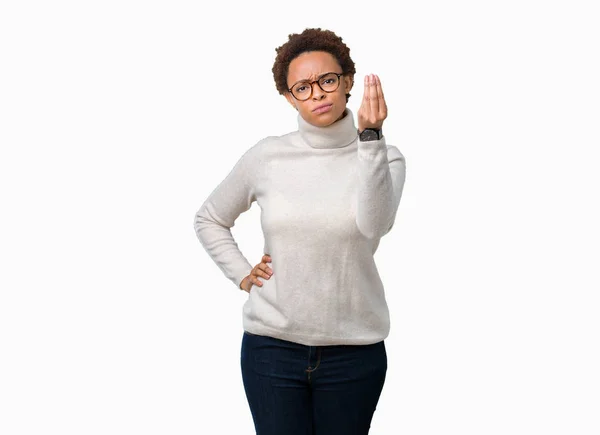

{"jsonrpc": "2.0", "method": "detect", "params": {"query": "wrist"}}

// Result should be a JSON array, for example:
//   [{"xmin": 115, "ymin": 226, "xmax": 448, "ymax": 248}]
[{"xmin": 358, "ymin": 127, "xmax": 383, "ymax": 141}]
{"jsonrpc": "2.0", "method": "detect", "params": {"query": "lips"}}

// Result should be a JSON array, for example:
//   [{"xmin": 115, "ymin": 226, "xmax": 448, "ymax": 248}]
[{"xmin": 312, "ymin": 103, "xmax": 332, "ymax": 112}]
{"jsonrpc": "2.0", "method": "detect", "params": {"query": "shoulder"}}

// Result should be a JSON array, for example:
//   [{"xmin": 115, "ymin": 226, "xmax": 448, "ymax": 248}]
[
  {"xmin": 252, "ymin": 135, "xmax": 283, "ymax": 151},
  {"xmin": 238, "ymin": 135, "xmax": 278, "ymax": 163},
  {"xmin": 244, "ymin": 133, "xmax": 295, "ymax": 160},
  {"xmin": 255, "ymin": 135, "xmax": 280, "ymax": 150}
]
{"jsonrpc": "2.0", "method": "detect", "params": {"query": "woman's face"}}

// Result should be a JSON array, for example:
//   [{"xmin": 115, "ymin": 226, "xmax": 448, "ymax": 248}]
[{"xmin": 285, "ymin": 51, "xmax": 354, "ymax": 128}]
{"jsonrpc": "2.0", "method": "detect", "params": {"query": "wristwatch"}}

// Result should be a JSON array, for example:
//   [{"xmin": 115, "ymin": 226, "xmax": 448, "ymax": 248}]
[{"xmin": 358, "ymin": 128, "xmax": 383, "ymax": 141}]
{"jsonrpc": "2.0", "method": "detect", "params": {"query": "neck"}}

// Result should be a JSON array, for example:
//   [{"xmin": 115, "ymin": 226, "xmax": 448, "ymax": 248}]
[{"xmin": 297, "ymin": 107, "xmax": 358, "ymax": 149}]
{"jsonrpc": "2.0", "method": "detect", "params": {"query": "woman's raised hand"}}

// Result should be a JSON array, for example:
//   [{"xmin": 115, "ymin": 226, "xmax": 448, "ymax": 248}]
[
  {"xmin": 240, "ymin": 254, "xmax": 273, "ymax": 293},
  {"xmin": 357, "ymin": 73, "xmax": 387, "ymax": 133}
]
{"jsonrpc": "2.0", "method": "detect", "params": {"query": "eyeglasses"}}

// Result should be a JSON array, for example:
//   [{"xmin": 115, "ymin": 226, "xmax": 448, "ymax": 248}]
[{"xmin": 287, "ymin": 72, "xmax": 345, "ymax": 101}]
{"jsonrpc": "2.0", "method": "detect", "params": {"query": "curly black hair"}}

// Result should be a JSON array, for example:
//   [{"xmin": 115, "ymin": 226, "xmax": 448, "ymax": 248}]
[{"xmin": 272, "ymin": 28, "xmax": 356, "ymax": 102}]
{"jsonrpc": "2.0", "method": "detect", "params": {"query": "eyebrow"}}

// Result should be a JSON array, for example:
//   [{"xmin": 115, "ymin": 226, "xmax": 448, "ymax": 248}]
[{"xmin": 289, "ymin": 71, "xmax": 336, "ymax": 88}]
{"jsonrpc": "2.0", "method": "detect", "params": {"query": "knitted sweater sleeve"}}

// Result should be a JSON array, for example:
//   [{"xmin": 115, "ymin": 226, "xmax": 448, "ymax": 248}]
[
  {"xmin": 193, "ymin": 140, "xmax": 264, "ymax": 290},
  {"xmin": 356, "ymin": 135, "xmax": 407, "ymax": 239}
]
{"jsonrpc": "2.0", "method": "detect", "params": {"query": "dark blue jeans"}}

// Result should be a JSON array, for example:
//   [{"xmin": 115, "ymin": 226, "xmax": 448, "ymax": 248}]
[{"xmin": 240, "ymin": 331, "xmax": 387, "ymax": 435}]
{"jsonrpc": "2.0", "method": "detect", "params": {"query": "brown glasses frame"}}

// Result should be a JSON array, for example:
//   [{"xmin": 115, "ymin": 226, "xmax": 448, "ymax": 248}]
[{"xmin": 287, "ymin": 72, "xmax": 345, "ymax": 101}]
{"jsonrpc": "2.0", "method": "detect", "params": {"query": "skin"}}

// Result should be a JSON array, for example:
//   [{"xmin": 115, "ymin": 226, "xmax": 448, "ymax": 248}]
[
  {"xmin": 240, "ymin": 51, "xmax": 389, "ymax": 292},
  {"xmin": 356, "ymin": 70, "xmax": 388, "ymax": 133},
  {"xmin": 284, "ymin": 50, "xmax": 354, "ymax": 128},
  {"xmin": 283, "ymin": 50, "xmax": 388, "ymax": 133}
]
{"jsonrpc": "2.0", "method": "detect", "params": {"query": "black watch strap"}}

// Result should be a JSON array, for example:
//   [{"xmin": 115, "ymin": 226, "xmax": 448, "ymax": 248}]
[{"xmin": 358, "ymin": 128, "xmax": 382, "ymax": 141}]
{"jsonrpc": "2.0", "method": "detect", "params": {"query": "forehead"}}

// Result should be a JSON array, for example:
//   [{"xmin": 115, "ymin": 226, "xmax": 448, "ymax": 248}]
[{"xmin": 287, "ymin": 51, "xmax": 341, "ymax": 83}]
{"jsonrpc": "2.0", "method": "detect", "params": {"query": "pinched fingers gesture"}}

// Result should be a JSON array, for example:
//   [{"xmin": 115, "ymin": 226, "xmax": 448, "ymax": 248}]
[{"xmin": 357, "ymin": 73, "xmax": 387, "ymax": 133}]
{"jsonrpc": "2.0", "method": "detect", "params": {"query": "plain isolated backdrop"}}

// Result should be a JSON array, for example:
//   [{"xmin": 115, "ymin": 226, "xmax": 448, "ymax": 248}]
[{"xmin": 1, "ymin": 0, "xmax": 599, "ymax": 434}]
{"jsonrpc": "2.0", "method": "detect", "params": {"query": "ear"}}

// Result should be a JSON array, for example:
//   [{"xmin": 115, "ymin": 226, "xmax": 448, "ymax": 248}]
[{"xmin": 344, "ymin": 74, "xmax": 354, "ymax": 93}]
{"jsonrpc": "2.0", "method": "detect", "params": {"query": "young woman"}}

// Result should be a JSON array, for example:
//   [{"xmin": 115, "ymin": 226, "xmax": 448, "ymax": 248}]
[{"xmin": 194, "ymin": 27, "xmax": 407, "ymax": 434}]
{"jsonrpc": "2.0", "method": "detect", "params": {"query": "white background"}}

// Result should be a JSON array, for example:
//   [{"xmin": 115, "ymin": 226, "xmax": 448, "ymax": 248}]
[{"xmin": 1, "ymin": 0, "xmax": 599, "ymax": 434}]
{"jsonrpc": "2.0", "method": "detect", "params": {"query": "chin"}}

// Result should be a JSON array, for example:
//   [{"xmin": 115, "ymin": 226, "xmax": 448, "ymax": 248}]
[
  {"xmin": 311, "ymin": 116, "xmax": 333, "ymax": 127},
  {"xmin": 312, "ymin": 108, "xmax": 344, "ymax": 126}
]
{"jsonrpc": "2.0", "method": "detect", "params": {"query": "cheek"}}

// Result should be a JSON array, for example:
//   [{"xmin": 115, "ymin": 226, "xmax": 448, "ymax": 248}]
[{"xmin": 332, "ymin": 92, "xmax": 347, "ymax": 108}]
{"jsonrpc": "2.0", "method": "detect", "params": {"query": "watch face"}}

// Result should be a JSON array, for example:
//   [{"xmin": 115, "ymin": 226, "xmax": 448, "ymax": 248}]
[{"xmin": 360, "ymin": 129, "xmax": 380, "ymax": 141}]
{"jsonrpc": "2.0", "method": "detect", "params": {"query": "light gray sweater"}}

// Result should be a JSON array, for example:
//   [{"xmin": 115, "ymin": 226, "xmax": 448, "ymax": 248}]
[{"xmin": 193, "ymin": 108, "xmax": 406, "ymax": 345}]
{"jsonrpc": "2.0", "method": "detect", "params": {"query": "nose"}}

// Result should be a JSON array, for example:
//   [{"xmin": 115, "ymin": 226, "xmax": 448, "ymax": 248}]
[{"xmin": 311, "ymin": 82, "xmax": 326, "ymax": 100}]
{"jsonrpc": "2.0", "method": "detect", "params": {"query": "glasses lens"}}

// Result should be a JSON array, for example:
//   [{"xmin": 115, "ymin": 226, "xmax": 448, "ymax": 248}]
[
  {"xmin": 290, "ymin": 73, "xmax": 342, "ymax": 100},
  {"xmin": 292, "ymin": 82, "xmax": 312, "ymax": 101},
  {"xmin": 319, "ymin": 73, "xmax": 340, "ymax": 92}
]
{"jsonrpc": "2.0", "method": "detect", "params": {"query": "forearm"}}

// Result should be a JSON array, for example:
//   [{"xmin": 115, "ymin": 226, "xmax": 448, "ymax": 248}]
[{"xmin": 355, "ymin": 136, "xmax": 406, "ymax": 239}]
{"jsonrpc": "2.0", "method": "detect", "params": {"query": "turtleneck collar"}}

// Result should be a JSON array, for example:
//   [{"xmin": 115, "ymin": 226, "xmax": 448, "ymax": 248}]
[{"xmin": 297, "ymin": 107, "xmax": 358, "ymax": 149}]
